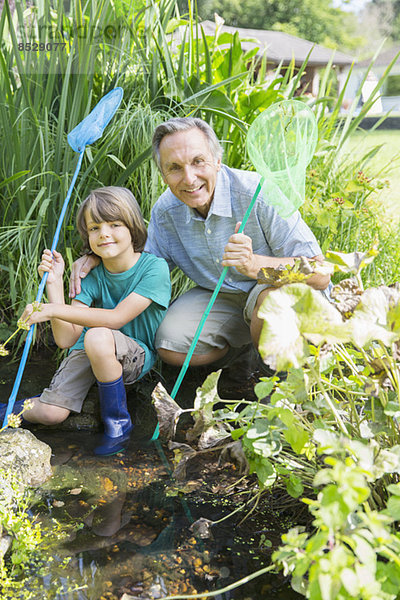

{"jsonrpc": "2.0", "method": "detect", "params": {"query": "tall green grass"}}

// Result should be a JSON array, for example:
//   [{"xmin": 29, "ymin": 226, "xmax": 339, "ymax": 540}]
[{"xmin": 0, "ymin": 0, "xmax": 399, "ymax": 348}]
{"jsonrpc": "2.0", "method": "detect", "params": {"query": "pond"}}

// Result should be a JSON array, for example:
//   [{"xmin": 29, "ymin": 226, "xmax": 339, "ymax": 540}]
[{"xmin": 0, "ymin": 351, "xmax": 302, "ymax": 600}]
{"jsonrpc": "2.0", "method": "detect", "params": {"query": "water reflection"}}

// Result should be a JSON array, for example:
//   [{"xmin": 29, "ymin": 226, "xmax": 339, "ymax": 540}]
[{"xmin": 0, "ymin": 356, "xmax": 300, "ymax": 600}]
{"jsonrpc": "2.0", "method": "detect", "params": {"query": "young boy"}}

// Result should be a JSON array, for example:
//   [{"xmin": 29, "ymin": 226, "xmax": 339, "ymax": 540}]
[{"xmin": 4, "ymin": 187, "xmax": 171, "ymax": 455}]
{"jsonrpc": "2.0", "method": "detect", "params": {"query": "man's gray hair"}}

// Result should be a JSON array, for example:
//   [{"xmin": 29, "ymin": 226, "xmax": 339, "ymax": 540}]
[{"xmin": 152, "ymin": 117, "xmax": 223, "ymax": 171}]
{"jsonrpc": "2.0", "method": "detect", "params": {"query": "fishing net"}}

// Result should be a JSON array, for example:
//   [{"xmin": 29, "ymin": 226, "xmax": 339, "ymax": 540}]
[
  {"xmin": 246, "ymin": 99, "xmax": 318, "ymax": 218},
  {"xmin": 67, "ymin": 87, "xmax": 124, "ymax": 152}
]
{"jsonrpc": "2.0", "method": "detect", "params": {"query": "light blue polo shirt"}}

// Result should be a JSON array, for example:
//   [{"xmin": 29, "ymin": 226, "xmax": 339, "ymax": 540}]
[{"xmin": 145, "ymin": 164, "xmax": 322, "ymax": 294}]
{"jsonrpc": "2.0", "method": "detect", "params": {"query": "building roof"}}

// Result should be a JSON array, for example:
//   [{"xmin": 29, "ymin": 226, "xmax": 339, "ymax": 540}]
[
  {"xmin": 357, "ymin": 45, "xmax": 400, "ymax": 68},
  {"xmin": 200, "ymin": 20, "xmax": 355, "ymax": 67}
]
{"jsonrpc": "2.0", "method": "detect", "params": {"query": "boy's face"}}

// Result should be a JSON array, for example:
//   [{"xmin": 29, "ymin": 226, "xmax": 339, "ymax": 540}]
[{"xmin": 85, "ymin": 209, "xmax": 135, "ymax": 269}]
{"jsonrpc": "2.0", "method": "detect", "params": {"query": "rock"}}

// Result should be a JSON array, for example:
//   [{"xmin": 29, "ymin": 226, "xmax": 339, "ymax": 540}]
[
  {"xmin": 0, "ymin": 428, "xmax": 52, "ymax": 487},
  {"xmin": 0, "ymin": 535, "xmax": 12, "ymax": 558}
]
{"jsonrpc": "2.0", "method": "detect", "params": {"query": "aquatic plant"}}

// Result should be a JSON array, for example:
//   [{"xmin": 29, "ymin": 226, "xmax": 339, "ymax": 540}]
[{"xmin": 152, "ymin": 245, "xmax": 400, "ymax": 598}]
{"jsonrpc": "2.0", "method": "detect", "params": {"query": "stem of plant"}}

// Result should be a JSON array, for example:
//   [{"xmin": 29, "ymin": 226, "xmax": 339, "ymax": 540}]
[
  {"xmin": 160, "ymin": 564, "xmax": 276, "ymax": 600},
  {"xmin": 309, "ymin": 364, "xmax": 348, "ymax": 435}
]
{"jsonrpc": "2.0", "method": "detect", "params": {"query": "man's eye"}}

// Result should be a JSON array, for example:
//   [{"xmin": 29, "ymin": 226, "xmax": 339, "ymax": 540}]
[{"xmin": 193, "ymin": 158, "xmax": 204, "ymax": 165}]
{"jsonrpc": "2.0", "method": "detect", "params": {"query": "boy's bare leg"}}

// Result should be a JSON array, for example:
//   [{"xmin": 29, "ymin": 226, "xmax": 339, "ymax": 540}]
[
  {"xmin": 20, "ymin": 398, "xmax": 70, "ymax": 425},
  {"xmin": 84, "ymin": 327, "xmax": 123, "ymax": 381}
]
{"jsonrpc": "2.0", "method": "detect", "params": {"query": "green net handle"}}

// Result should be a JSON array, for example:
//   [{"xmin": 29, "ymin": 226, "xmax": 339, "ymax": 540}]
[{"xmin": 151, "ymin": 177, "xmax": 265, "ymax": 441}]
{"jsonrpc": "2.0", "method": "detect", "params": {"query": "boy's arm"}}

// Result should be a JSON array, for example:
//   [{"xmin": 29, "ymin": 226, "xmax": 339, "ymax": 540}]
[
  {"xmin": 37, "ymin": 249, "xmax": 85, "ymax": 348},
  {"xmin": 21, "ymin": 291, "xmax": 152, "ymax": 335}
]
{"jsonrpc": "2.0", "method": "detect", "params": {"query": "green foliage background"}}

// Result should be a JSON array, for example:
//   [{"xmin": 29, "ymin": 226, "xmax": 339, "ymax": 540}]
[{"xmin": 0, "ymin": 0, "xmax": 398, "ymax": 345}]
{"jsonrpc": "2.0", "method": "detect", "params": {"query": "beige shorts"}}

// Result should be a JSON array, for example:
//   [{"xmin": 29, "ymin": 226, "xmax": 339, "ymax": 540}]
[
  {"xmin": 39, "ymin": 330, "xmax": 145, "ymax": 413},
  {"xmin": 155, "ymin": 284, "xmax": 269, "ymax": 355}
]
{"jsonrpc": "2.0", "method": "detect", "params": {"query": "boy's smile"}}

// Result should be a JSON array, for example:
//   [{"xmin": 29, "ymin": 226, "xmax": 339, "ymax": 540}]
[{"xmin": 85, "ymin": 210, "xmax": 138, "ymax": 272}]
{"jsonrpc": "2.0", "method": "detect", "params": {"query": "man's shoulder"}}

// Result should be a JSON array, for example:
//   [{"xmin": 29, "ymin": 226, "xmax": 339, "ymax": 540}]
[
  {"xmin": 220, "ymin": 164, "xmax": 262, "ymax": 196},
  {"xmin": 151, "ymin": 188, "xmax": 182, "ymax": 218}
]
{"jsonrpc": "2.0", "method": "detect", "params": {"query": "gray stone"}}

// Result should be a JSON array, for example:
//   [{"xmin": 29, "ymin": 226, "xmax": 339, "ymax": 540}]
[{"xmin": 0, "ymin": 428, "xmax": 52, "ymax": 487}]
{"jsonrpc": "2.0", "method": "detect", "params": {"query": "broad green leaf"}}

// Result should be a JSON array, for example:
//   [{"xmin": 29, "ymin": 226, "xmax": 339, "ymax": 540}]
[
  {"xmin": 284, "ymin": 425, "xmax": 309, "ymax": 455},
  {"xmin": 286, "ymin": 473, "xmax": 304, "ymax": 498},
  {"xmin": 340, "ymin": 568, "xmax": 360, "ymax": 596},
  {"xmin": 325, "ymin": 240, "xmax": 379, "ymax": 276},
  {"xmin": 258, "ymin": 284, "xmax": 351, "ymax": 371},
  {"xmin": 349, "ymin": 288, "xmax": 398, "ymax": 347},
  {"xmin": 385, "ymin": 496, "xmax": 400, "ymax": 521}
]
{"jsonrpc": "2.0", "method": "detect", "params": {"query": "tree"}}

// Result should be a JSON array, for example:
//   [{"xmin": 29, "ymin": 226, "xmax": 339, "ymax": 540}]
[
  {"xmin": 177, "ymin": 0, "xmax": 363, "ymax": 51},
  {"xmin": 361, "ymin": 0, "xmax": 400, "ymax": 42}
]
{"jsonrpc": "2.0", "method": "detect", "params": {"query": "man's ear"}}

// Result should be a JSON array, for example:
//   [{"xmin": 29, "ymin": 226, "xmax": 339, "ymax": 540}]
[{"xmin": 216, "ymin": 157, "xmax": 222, "ymax": 171}]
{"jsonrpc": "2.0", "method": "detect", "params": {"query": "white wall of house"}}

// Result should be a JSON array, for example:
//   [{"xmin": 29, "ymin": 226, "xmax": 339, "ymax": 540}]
[{"xmin": 342, "ymin": 62, "xmax": 400, "ymax": 113}]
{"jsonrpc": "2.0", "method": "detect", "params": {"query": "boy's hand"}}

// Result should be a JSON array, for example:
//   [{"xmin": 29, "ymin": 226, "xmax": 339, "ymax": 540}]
[
  {"xmin": 39, "ymin": 249, "xmax": 64, "ymax": 284},
  {"xmin": 20, "ymin": 302, "xmax": 51, "ymax": 326},
  {"xmin": 69, "ymin": 254, "xmax": 100, "ymax": 298}
]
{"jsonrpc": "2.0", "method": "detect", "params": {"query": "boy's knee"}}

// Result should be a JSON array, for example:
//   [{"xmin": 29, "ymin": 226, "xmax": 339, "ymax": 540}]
[{"xmin": 84, "ymin": 327, "xmax": 114, "ymax": 353}]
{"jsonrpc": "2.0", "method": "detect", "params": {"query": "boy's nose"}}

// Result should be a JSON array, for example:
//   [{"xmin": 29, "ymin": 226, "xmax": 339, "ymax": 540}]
[{"xmin": 99, "ymin": 225, "xmax": 111, "ymax": 237}]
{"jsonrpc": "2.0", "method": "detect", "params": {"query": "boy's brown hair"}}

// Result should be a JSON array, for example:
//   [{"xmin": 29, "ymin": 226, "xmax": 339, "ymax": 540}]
[{"xmin": 76, "ymin": 186, "xmax": 147, "ymax": 253}]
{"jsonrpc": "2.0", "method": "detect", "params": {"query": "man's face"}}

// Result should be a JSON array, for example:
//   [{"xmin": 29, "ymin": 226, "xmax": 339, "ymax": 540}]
[{"xmin": 159, "ymin": 128, "xmax": 221, "ymax": 218}]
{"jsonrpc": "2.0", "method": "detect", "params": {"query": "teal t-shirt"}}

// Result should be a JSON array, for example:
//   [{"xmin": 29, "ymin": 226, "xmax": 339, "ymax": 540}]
[{"xmin": 70, "ymin": 252, "xmax": 171, "ymax": 377}]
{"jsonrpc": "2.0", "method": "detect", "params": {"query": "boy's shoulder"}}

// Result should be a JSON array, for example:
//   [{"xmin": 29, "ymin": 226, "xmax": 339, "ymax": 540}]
[{"xmin": 140, "ymin": 251, "xmax": 169, "ymax": 270}]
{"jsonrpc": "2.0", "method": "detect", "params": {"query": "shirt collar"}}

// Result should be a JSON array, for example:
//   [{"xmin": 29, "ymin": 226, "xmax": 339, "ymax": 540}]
[{"xmin": 184, "ymin": 165, "xmax": 232, "ymax": 223}]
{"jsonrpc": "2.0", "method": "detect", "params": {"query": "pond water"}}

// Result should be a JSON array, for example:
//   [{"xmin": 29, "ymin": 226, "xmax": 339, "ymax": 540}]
[{"xmin": 0, "ymin": 352, "xmax": 302, "ymax": 600}]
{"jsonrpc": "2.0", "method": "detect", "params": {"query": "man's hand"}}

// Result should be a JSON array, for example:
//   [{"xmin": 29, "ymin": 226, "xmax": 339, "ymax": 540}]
[
  {"xmin": 69, "ymin": 254, "xmax": 100, "ymax": 298},
  {"xmin": 38, "ymin": 249, "xmax": 64, "ymax": 284},
  {"xmin": 222, "ymin": 222, "xmax": 256, "ymax": 277}
]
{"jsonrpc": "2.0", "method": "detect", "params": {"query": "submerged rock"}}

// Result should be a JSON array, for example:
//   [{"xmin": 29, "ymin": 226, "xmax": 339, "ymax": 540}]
[{"xmin": 0, "ymin": 428, "xmax": 52, "ymax": 487}]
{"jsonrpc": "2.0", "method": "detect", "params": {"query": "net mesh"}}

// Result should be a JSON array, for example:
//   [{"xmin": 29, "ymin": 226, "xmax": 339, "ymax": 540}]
[
  {"xmin": 67, "ymin": 87, "xmax": 123, "ymax": 152},
  {"xmin": 246, "ymin": 100, "xmax": 318, "ymax": 218}
]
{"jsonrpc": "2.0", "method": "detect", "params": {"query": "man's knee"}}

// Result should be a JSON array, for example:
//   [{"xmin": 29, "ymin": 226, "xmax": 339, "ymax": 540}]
[{"xmin": 251, "ymin": 287, "xmax": 273, "ymax": 322}]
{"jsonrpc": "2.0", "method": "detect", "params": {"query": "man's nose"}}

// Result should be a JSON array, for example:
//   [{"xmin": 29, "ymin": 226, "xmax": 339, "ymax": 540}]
[{"xmin": 182, "ymin": 165, "xmax": 196, "ymax": 184}]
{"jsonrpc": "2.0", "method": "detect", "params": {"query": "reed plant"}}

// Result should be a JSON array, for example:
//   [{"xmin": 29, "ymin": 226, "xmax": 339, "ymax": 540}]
[{"xmin": 1, "ymin": 0, "xmax": 399, "ymax": 349}]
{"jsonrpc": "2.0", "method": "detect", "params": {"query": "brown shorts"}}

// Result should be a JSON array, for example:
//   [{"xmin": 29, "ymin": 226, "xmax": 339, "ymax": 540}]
[{"xmin": 39, "ymin": 330, "xmax": 145, "ymax": 413}]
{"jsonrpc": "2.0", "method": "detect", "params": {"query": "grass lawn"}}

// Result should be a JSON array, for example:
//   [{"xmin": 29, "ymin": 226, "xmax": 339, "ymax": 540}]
[{"xmin": 346, "ymin": 129, "xmax": 400, "ymax": 225}]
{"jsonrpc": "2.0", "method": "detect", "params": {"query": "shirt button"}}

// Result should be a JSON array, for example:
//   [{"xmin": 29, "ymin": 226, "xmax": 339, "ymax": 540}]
[
  {"xmin": 216, "ymin": 259, "xmax": 219, "ymax": 263},
  {"xmin": 207, "ymin": 228, "xmax": 211, "ymax": 234}
]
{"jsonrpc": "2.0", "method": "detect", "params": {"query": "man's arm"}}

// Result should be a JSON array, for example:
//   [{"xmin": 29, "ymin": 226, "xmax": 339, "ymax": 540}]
[
  {"xmin": 21, "ymin": 291, "xmax": 152, "ymax": 346},
  {"xmin": 222, "ymin": 222, "xmax": 330, "ymax": 291}
]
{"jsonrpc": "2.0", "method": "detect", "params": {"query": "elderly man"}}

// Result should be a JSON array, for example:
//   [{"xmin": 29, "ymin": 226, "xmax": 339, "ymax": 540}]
[{"xmin": 71, "ymin": 117, "xmax": 330, "ymax": 376}]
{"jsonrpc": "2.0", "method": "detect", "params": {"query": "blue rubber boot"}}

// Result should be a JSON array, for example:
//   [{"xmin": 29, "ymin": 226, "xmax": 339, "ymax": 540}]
[{"xmin": 94, "ymin": 375, "xmax": 133, "ymax": 456}]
